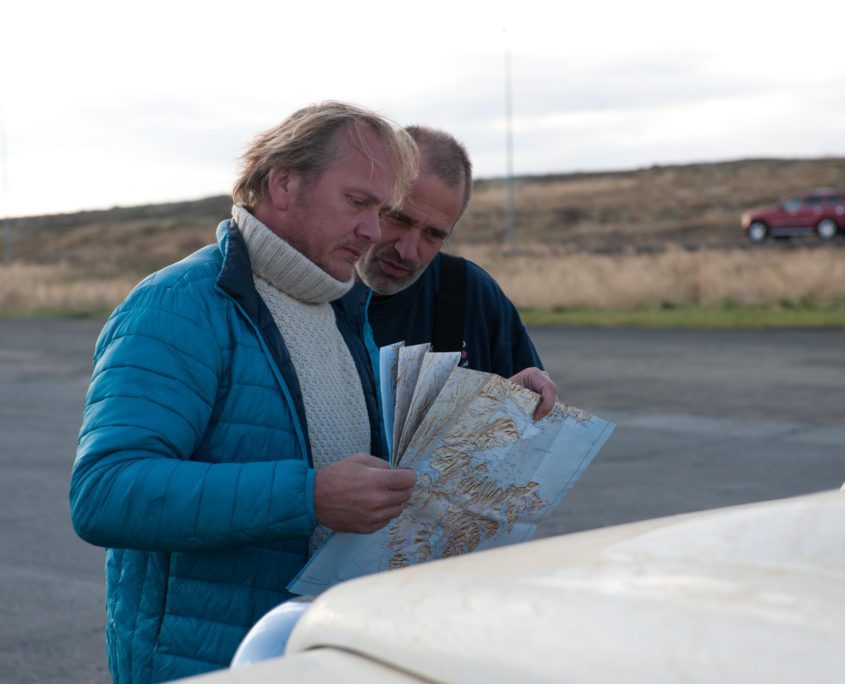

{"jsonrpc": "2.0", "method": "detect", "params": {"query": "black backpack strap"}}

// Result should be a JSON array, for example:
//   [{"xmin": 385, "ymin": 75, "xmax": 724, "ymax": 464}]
[{"xmin": 432, "ymin": 254, "xmax": 467, "ymax": 352}]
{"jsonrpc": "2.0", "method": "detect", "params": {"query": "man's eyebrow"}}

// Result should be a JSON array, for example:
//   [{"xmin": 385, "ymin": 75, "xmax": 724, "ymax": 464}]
[
  {"xmin": 426, "ymin": 226, "xmax": 451, "ymax": 238},
  {"xmin": 381, "ymin": 208, "xmax": 450, "ymax": 237},
  {"xmin": 350, "ymin": 189, "xmax": 383, "ymax": 204},
  {"xmin": 382, "ymin": 207, "xmax": 414, "ymax": 226}
]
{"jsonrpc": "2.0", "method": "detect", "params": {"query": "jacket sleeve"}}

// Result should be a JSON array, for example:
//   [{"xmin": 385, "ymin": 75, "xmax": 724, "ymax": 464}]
[
  {"xmin": 69, "ymin": 281, "xmax": 317, "ymax": 552},
  {"xmin": 468, "ymin": 261, "xmax": 544, "ymax": 376},
  {"xmin": 508, "ymin": 303, "xmax": 544, "ymax": 373}
]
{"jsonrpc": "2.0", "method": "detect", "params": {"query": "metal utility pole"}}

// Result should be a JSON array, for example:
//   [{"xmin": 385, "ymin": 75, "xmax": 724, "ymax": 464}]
[
  {"xmin": 1, "ymin": 108, "xmax": 11, "ymax": 265},
  {"xmin": 504, "ymin": 48, "xmax": 516, "ymax": 248}
]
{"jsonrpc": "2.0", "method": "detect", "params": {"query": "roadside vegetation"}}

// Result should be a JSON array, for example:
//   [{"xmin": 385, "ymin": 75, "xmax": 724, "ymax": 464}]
[
  {"xmin": 3, "ymin": 157, "xmax": 845, "ymax": 326},
  {"xmin": 454, "ymin": 242, "xmax": 845, "ymax": 305},
  {"xmin": 453, "ymin": 242, "xmax": 845, "ymax": 328},
  {"xmin": 519, "ymin": 303, "xmax": 845, "ymax": 328}
]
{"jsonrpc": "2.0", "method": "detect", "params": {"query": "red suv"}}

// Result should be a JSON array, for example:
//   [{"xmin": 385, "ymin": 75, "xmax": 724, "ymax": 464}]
[{"xmin": 741, "ymin": 190, "xmax": 845, "ymax": 242}]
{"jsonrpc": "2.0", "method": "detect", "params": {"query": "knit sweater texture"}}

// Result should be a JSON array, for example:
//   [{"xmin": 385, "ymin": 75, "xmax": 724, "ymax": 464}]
[{"xmin": 235, "ymin": 205, "xmax": 371, "ymax": 553}]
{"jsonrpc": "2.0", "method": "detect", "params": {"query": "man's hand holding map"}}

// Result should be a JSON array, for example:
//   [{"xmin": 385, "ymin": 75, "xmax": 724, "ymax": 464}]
[{"xmin": 288, "ymin": 343, "xmax": 615, "ymax": 595}]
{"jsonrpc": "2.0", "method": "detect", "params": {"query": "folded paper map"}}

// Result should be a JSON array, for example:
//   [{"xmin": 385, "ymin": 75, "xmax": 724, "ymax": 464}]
[{"xmin": 288, "ymin": 344, "xmax": 615, "ymax": 595}]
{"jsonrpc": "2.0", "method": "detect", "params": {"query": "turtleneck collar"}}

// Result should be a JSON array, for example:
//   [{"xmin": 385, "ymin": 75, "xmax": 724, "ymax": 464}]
[{"xmin": 232, "ymin": 204, "xmax": 354, "ymax": 304}]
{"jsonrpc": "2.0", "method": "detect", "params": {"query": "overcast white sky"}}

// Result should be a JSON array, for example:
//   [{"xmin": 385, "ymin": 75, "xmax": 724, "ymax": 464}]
[{"xmin": 2, "ymin": 0, "xmax": 844, "ymax": 217}]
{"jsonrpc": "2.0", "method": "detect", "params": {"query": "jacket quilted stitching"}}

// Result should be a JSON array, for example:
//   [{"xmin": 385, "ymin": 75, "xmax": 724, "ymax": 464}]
[{"xmin": 70, "ymin": 220, "xmax": 383, "ymax": 682}]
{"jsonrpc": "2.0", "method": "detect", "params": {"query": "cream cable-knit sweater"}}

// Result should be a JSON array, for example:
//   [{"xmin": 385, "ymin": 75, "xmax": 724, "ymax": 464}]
[{"xmin": 233, "ymin": 205, "xmax": 371, "ymax": 554}]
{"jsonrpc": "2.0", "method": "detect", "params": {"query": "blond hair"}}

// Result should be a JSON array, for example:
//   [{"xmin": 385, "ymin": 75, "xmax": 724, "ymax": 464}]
[{"xmin": 233, "ymin": 101, "xmax": 418, "ymax": 209}]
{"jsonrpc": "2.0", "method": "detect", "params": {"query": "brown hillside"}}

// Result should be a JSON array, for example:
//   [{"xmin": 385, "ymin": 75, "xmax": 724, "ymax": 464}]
[
  {"xmin": 460, "ymin": 157, "xmax": 845, "ymax": 247},
  {"xmin": 7, "ymin": 157, "xmax": 845, "ymax": 277}
]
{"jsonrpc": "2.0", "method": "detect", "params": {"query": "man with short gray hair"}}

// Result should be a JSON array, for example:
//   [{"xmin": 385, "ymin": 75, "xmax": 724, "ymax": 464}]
[
  {"xmin": 70, "ymin": 101, "xmax": 418, "ymax": 683},
  {"xmin": 354, "ymin": 125, "xmax": 556, "ymax": 417}
]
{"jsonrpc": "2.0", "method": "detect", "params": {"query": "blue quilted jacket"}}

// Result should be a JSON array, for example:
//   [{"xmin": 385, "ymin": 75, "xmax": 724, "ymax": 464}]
[{"xmin": 69, "ymin": 220, "xmax": 385, "ymax": 683}]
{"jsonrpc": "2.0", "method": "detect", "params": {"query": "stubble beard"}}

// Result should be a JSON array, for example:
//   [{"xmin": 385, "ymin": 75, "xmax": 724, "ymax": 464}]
[
  {"xmin": 356, "ymin": 248, "xmax": 425, "ymax": 296},
  {"xmin": 282, "ymin": 190, "xmax": 365, "ymax": 282}
]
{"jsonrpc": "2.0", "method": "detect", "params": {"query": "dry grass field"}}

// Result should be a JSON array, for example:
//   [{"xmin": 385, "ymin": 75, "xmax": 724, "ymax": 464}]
[
  {"xmin": 0, "ymin": 262, "xmax": 139, "ymax": 316},
  {"xmin": 451, "ymin": 243, "xmax": 845, "ymax": 310},
  {"xmin": 3, "ymin": 157, "xmax": 845, "ymax": 320},
  {"xmin": 3, "ymin": 244, "xmax": 842, "ymax": 319}
]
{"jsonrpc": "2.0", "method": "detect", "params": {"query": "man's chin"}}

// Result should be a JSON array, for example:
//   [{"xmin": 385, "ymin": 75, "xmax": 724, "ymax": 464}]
[
  {"xmin": 356, "ymin": 262, "xmax": 421, "ymax": 296},
  {"xmin": 322, "ymin": 260, "xmax": 355, "ymax": 283}
]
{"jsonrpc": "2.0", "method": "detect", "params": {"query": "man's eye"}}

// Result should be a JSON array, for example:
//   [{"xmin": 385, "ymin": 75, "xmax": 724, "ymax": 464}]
[
  {"xmin": 348, "ymin": 196, "xmax": 366, "ymax": 207},
  {"xmin": 382, "ymin": 211, "xmax": 409, "ymax": 227},
  {"xmin": 423, "ymin": 229, "xmax": 448, "ymax": 243}
]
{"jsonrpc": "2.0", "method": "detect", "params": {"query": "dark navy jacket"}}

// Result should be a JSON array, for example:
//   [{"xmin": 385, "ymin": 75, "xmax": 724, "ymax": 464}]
[{"xmin": 348, "ymin": 253, "xmax": 542, "ymax": 376}]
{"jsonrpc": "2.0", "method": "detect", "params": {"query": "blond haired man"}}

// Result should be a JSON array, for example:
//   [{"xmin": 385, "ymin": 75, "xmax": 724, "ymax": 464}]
[{"xmin": 70, "ymin": 102, "xmax": 418, "ymax": 683}]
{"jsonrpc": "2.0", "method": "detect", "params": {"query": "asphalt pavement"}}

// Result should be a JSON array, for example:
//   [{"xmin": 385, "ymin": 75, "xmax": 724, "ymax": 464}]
[{"xmin": 1, "ymin": 318, "xmax": 843, "ymax": 683}]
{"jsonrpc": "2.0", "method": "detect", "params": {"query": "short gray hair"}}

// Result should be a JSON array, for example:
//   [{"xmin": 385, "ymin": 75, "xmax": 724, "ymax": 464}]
[
  {"xmin": 233, "ymin": 101, "xmax": 418, "ymax": 209},
  {"xmin": 405, "ymin": 125, "xmax": 473, "ymax": 213}
]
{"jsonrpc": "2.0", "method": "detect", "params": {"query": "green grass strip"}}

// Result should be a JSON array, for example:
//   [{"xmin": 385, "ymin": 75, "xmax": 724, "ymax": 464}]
[{"xmin": 521, "ymin": 302, "xmax": 845, "ymax": 328}]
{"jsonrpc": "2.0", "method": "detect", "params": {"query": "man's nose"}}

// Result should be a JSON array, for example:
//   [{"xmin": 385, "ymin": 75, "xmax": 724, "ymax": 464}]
[
  {"xmin": 393, "ymin": 228, "xmax": 420, "ymax": 261},
  {"xmin": 357, "ymin": 209, "xmax": 382, "ymax": 243}
]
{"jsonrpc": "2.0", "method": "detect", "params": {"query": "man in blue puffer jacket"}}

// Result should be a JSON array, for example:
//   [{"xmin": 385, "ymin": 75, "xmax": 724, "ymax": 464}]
[{"xmin": 69, "ymin": 102, "xmax": 419, "ymax": 683}]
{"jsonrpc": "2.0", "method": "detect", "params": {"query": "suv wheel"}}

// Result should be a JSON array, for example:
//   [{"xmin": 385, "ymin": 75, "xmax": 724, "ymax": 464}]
[
  {"xmin": 816, "ymin": 218, "xmax": 838, "ymax": 240},
  {"xmin": 747, "ymin": 221, "xmax": 768, "ymax": 243}
]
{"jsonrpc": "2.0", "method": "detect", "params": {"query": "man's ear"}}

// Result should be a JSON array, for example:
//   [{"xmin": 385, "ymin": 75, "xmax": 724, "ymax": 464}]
[{"xmin": 266, "ymin": 168, "xmax": 293, "ymax": 211}]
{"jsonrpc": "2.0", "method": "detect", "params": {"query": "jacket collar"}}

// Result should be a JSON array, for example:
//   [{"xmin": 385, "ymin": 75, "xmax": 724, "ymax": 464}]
[
  {"xmin": 214, "ymin": 218, "xmax": 313, "ymax": 465},
  {"xmin": 215, "ymin": 219, "xmax": 264, "ymax": 317},
  {"xmin": 336, "ymin": 280, "xmax": 372, "ymax": 327}
]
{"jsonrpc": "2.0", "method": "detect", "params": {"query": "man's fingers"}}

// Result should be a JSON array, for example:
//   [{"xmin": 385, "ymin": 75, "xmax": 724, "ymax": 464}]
[
  {"xmin": 349, "ymin": 452, "xmax": 390, "ymax": 468},
  {"xmin": 313, "ymin": 454, "xmax": 417, "ymax": 532},
  {"xmin": 532, "ymin": 375, "xmax": 558, "ymax": 420},
  {"xmin": 362, "ymin": 472, "xmax": 415, "ymax": 509},
  {"xmin": 532, "ymin": 391, "xmax": 556, "ymax": 420},
  {"xmin": 384, "ymin": 467, "xmax": 416, "ymax": 490},
  {"xmin": 359, "ymin": 505, "xmax": 405, "ymax": 533},
  {"xmin": 378, "ymin": 486, "xmax": 414, "ymax": 508},
  {"xmin": 509, "ymin": 367, "xmax": 553, "ymax": 395},
  {"xmin": 509, "ymin": 367, "xmax": 559, "ymax": 421},
  {"xmin": 373, "ymin": 504, "xmax": 405, "ymax": 525}
]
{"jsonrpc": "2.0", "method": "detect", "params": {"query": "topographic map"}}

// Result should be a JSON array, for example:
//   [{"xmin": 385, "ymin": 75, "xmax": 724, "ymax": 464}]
[{"xmin": 288, "ymin": 347, "xmax": 615, "ymax": 595}]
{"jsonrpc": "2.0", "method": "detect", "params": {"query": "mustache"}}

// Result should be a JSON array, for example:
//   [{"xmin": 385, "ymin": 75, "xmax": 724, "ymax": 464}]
[{"xmin": 374, "ymin": 247, "xmax": 418, "ymax": 270}]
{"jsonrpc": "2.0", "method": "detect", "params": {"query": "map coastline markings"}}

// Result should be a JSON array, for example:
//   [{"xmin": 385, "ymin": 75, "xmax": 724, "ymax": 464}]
[{"xmin": 288, "ymin": 351, "xmax": 615, "ymax": 595}]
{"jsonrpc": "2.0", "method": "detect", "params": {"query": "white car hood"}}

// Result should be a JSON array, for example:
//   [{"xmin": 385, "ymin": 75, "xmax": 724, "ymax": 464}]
[{"xmin": 287, "ymin": 490, "xmax": 845, "ymax": 683}]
